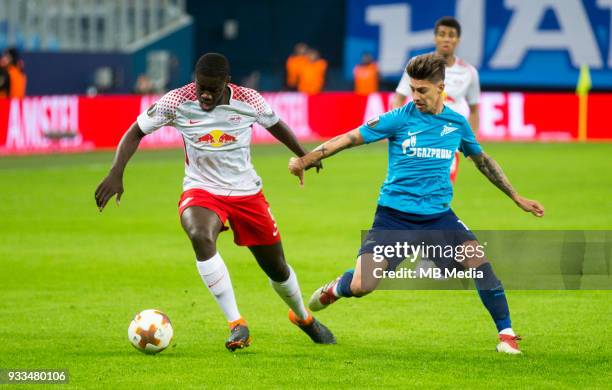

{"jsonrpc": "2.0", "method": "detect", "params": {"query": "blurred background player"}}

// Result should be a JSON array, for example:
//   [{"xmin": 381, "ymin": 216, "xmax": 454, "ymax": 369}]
[
  {"xmin": 95, "ymin": 52, "xmax": 335, "ymax": 351},
  {"xmin": 353, "ymin": 52, "xmax": 379, "ymax": 96},
  {"xmin": 289, "ymin": 54, "xmax": 544, "ymax": 354},
  {"xmin": 1, "ymin": 47, "xmax": 27, "ymax": 98},
  {"xmin": 285, "ymin": 42, "xmax": 309, "ymax": 91},
  {"xmin": 297, "ymin": 48, "xmax": 328, "ymax": 95},
  {"xmin": 392, "ymin": 16, "xmax": 480, "ymax": 183},
  {"xmin": 133, "ymin": 74, "xmax": 156, "ymax": 95}
]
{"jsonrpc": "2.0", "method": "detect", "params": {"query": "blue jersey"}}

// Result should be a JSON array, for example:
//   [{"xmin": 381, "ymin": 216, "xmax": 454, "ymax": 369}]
[{"xmin": 359, "ymin": 102, "xmax": 482, "ymax": 215}]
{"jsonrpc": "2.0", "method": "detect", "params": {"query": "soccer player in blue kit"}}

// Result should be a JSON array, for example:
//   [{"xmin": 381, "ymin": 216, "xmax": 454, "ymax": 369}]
[{"xmin": 288, "ymin": 54, "xmax": 544, "ymax": 354}]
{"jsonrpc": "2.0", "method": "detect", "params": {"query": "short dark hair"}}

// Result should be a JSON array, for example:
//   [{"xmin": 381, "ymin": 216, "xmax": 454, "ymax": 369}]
[
  {"xmin": 406, "ymin": 53, "xmax": 446, "ymax": 83},
  {"xmin": 5, "ymin": 47, "xmax": 19, "ymax": 65},
  {"xmin": 434, "ymin": 16, "xmax": 461, "ymax": 37},
  {"xmin": 195, "ymin": 53, "xmax": 230, "ymax": 79}
]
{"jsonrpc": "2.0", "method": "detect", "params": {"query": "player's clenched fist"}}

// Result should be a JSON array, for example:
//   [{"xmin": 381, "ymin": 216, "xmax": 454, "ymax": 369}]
[{"xmin": 288, "ymin": 156, "xmax": 305, "ymax": 174}]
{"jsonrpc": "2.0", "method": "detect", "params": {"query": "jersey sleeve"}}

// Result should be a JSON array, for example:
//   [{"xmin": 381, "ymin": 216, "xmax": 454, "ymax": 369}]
[
  {"xmin": 358, "ymin": 107, "xmax": 402, "ymax": 144},
  {"xmin": 465, "ymin": 66, "xmax": 481, "ymax": 105},
  {"xmin": 232, "ymin": 86, "xmax": 280, "ymax": 128},
  {"xmin": 254, "ymin": 93, "xmax": 280, "ymax": 128},
  {"xmin": 458, "ymin": 117, "xmax": 483, "ymax": 157},
  {"xmin": 136, "ymin": 91, "xmax": 180, "ymax": 134}
]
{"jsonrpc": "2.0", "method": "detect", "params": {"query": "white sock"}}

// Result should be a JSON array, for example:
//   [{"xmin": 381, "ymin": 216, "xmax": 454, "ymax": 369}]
[
  {"xmin": 269, "ymin": 265, "xmax": 310, "ymax": 320},
  {"xmin": 196, "ymin": 253, "xmax": 241, "ymax": 323},
  {"xmin": 499, "ymin": 328, "xmax": 516, "ymax": 337},
  {"xmin": 332, "ymin": 283, "xmax": 341, "ymax": 298}
]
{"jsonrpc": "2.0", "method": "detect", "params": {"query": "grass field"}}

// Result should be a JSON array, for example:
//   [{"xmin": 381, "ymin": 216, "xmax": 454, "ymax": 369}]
[{"xmin": 1, "ymin": 142, "xmax": 611, "ymax": 388}]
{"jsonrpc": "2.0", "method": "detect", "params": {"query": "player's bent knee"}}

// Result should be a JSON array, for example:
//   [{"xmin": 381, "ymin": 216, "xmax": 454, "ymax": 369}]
[
  {"xmin": 186, "ymin": 228, "xmax": 217, "ymax": 259},
  {"xmin": 185, "ymin": 226, "xmax": 211, "ymax": 244}
]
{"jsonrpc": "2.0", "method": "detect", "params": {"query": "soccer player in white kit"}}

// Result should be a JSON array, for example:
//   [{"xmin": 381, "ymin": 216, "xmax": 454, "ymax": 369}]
[
  {"xmin": 95, "ymin": 53, "xmax": 335, "ymax": 351},
  {"xmin": 392, "ymin": 16, "xmax": 480, "ymax": 183}
]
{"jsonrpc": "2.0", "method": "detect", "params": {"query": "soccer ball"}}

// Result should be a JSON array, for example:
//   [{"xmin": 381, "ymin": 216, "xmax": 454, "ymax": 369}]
[{"xmin": 127, "ymin": 309, "xmax": 174, "ymax": 354}]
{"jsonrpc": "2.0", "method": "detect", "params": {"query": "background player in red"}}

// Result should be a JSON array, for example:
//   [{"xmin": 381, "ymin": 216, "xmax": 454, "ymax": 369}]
[{"xmin": 95, "ymin": 53, "xmax": 335, "ymax": 351}]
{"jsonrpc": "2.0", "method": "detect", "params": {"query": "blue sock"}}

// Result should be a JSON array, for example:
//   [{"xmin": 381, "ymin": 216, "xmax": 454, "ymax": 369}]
[
  {"xmin": 474, "ymin": 263, "xmax": 511, "ymax": 332},
  {"xmin": 336, "ymin": 269, "xmax": 355, "ymax": 297}
]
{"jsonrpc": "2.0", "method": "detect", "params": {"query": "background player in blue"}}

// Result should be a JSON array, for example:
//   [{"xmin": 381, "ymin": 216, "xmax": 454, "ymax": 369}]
[{"xmin": 288, "ymin": 54, "xmax": 544, "ymax": 354}]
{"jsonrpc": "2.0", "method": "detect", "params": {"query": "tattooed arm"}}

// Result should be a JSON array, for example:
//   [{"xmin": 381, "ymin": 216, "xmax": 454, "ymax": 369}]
[
  {"xmin": 471, "ymin": 152, "xmax": 545, "ymax": 217},
  {"xmin": 288, "ymin": 129, "xmax": 364, "ymax": 185}
]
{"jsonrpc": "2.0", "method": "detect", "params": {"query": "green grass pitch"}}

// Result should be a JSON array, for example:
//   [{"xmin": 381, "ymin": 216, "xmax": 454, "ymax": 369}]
[{"xmin": 1, "ymin": 142, "xmax": 611, "ymax": 388}]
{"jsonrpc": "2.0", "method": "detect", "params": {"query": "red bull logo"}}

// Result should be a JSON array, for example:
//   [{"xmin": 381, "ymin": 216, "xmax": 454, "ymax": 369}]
[
  {"xmin": 197, "ymin": 130, "xmax": 237, "ymax": 147},
  {"xmin": 197, "ymin": 133, "xmax": 214, "ymax": 143},
  {"xmin": 218, "ymin": 133, "xmax": 237, "ymax": 143}
]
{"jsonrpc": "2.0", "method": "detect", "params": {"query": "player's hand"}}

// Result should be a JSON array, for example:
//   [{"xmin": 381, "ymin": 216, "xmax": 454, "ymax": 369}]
[
  {"xmin": 95, "ymin": 172, "xmax": 124, "ymax": 212},
  {"xmin": 513, "ymin": 194, "xmax": 544, "ymax": 217},
  {"xmin": 288, "ymin": 157, "xmax": 306, "ymax": 186}
]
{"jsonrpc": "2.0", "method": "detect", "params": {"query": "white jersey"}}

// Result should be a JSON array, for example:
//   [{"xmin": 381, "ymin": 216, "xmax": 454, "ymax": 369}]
[
  {"xmin": 396, "ymin": 56, "xmax": 480, "ymax": 117},
  {"xmin": 137, "ymin": 83, "xmax": 279, "ymax": 196}
]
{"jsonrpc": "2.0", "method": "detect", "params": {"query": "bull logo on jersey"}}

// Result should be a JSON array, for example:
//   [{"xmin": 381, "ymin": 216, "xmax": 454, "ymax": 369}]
[{"xmin": 197, "ymin": 129, "xmax": 237, "ymax": 147}]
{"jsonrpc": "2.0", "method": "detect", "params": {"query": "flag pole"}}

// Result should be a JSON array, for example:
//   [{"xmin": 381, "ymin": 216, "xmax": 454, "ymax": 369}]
[{"xmin": 576, "ymin": 65, "xmax": 592, "ymax": 142}]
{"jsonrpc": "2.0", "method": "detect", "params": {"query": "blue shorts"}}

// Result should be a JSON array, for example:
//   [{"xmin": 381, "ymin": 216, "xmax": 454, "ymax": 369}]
[{"xmin": 358, "ymin": 205, "xmax": 478, "ymax": 270}]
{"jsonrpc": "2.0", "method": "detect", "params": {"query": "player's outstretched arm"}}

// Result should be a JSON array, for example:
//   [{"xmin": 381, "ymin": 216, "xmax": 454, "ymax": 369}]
[
  {"xmin": 266, "ymin": 119, "xmax": 322, "ymax": 172},
  {"xmin": 471, "ymin": 152, "xmax": 544, "ymax": 217},
  {"xmin": 94, "ymin": 122, "xmax": 146, "ymax": 211},
  {"xmin": 288, "ymin": 129, "xmax": 364, "ymax": 185}
]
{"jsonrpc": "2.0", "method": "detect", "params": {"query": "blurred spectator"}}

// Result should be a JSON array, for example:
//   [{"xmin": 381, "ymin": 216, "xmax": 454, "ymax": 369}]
[
  {"xmin": 134, "ymin": 74, "xmax": 156, "ymax": 94},
  {"xmin": 92, "ymin": 67, "xmax": 115, "ymax": 94},
  {"xmin": 0, "ymin": 62, "xmax": 9, "ymax": 98},
  {"xmin": 285, "ymin": 42, "xmax": 309, "ymax": 90},
  {"xmin": 1, "ymin": 48, "xmax": 27, "ymax": 98},
  {"xmin": 353, "ymin": 53, "xmax": 379, "ymax": 96},
  {"xmin": 297, "ymin": 49, "xmax": 327, "ymax": 95}
]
